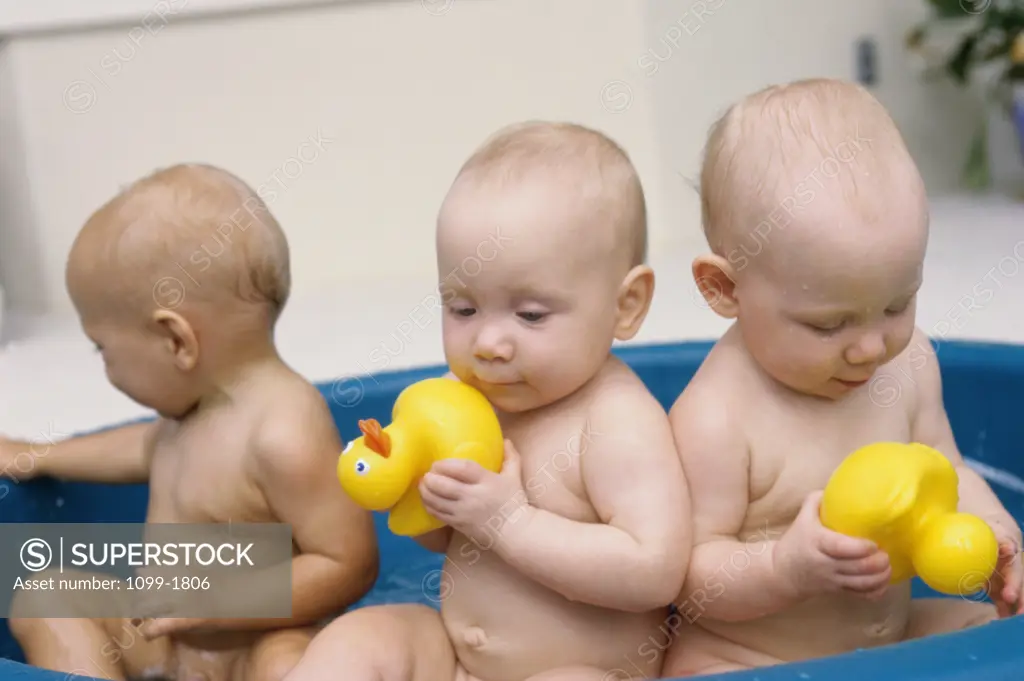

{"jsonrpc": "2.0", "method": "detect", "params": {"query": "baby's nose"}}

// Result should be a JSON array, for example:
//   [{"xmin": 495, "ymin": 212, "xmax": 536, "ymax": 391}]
[
  {"xmin": 473, "ymin": 329, "xmax": 513, "ymax": 362},
  {"xmin": 845, "ymin": 332, "xmax": 887, "ymax": 365},
  {"xmin": 474, "ymin": 345, "xmax": 513, "ymax": 363}
]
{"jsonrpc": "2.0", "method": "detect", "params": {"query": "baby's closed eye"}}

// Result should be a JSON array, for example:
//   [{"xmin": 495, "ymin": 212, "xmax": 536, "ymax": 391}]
[
  {"xmin": 806, "ymin": 318, "xmax": 846, "ymax": 334},
  {"xmin": 517, "ymin": 310, "xmax": 547, "ymax": 323},
  {"xmin": 885, "ymin": 297, "xmax": 914, "ymax": 316}
]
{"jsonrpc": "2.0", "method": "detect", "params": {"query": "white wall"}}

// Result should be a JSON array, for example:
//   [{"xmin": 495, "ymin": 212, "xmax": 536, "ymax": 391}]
[
  {"xmin": 644, "ymin": 1, "xmax": 988, "ymax": 203},
  {"xmin": 0, "ymin": 0, "xmax": 999, "ymax": 316}
]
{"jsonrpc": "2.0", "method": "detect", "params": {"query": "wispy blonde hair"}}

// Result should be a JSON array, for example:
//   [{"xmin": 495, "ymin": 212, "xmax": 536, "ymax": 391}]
[
  {"xmin": 698, "ymin": 78, "xmax": 923, "ymax": 255},
  {"xmin": 454, "ymin": 120, "xmax": 648, "ymax": 267},
  {"xmin": 71, "ymin": 163, "xmax": 291, "ymax": 321}
]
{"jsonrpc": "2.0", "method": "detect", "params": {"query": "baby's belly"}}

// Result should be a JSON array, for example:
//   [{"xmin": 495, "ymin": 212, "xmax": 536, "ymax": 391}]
[
  {"xmin": 698, "ymin": 583, "xmax": 913, "ymax": 663},
  {"xmin": 441, "ymin": 538, "xmax": 666, "ymax": 681}
]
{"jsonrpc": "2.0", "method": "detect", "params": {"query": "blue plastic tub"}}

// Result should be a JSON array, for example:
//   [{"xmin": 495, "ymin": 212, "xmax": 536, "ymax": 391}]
[{"xmin": 2, "ymin": 339, "xmax": 1022, "ymax": 681}]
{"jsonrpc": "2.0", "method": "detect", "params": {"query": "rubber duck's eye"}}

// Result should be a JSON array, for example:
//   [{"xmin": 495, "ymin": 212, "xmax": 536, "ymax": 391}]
[
  {"xmin": 343, "ymin": 440, "xmax": 354, "ymax": 454},
  {"xmin": 355, "ymin": 458, "xmax": 370, "ymax": 475}
]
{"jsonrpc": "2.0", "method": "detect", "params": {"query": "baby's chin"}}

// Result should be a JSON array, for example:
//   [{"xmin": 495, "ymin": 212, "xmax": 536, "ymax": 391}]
[
  {"xmin": 475, "ymin": 382, "xmax": 543, "ymax": 414},
  {"xmin": 764, "ymin": 365, "xmax": 848, "ymax": 400},
  {"xmin": 450, "ymin": 366, "xmax": 572, "ymax": 413},
  {"xmin": 479, "ymin": 379, "xmax": 581, "ymax": 415}
]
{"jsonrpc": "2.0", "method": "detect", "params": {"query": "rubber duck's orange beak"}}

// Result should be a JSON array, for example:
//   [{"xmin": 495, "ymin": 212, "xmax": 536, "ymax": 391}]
[{"xmin": 358, "ymin": 418, "xmax": 391, "ymax": 458}]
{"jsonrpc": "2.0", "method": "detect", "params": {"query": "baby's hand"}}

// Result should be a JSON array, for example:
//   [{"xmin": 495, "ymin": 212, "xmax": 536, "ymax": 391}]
[
  {"xmin": 0, "ymin": 436, "xmax": 33, "ymax": 481},
  {"xmin": 419, "ymin": 439, "xmax": 530, "ymax": 547},
  {"xmin": 984, "ymin": 519, "xmax": 1023, "ymax": 617},
  {"xmin": 773, "ymin": 491, "xmax": 892, "ymax": 601},
  {"xmin": 131, "ymin": 571, "xmax": 210, "ymax": 639}
]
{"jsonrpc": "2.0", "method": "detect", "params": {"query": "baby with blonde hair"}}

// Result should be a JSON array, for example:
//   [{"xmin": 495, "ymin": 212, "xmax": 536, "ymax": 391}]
[
  {"xmin": 664, "ymin": 78, "xmax": 1022, "ymax": 677},
  {"xmin": 3, "ymin": 164, "xmax": 378, "ymax": 681},
  {"xmin": 284, "ymin": 120, "xmax": 691, "ymax": 681}
]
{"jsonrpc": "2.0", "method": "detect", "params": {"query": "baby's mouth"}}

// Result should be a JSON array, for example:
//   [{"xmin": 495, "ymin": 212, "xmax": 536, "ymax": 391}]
[{"xmin": 480, "ymin": 379, "xmax": 520, "ymax": 388}]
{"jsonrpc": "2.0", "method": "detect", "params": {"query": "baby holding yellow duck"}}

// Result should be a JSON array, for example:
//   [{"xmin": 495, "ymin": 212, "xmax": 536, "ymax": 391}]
[
  {"xmin": 285, "ymin": 122, "xmax": 693, "ymax": 681},
  {"xmin": 289, "ymin": 80, "xmax": 1023, "ymax": 681},
  {"xmin": 4, "ymin": 78, "xmax": 1021, "ymax": 681},
  {"xmin": 662, "ymin": 78, "xmax": 1024, "ymax": 677}
]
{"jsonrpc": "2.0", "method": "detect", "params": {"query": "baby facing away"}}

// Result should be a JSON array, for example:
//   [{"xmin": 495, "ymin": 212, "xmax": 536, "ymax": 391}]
[
  {"xmin": 663, "ymin": 78, "xmax": 1024, "ymax": 677},
  {"xmin": 1, "ymin": 164, "xmax": 379, "ymax": 681},
  {"xmin": 284, "ymin": 122, "xmax": 693, "ymax": 681}
]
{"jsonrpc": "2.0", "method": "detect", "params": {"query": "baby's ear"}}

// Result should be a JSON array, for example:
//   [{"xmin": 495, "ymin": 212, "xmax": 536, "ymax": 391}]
[
  {"xmin": 151, "ymin": 308, "xmax": 200, "ymax": 371},
  {"xmin": 613, "ymin": 264, "xmax": 655, "ymax": 341},
  {"xmin": 692, "ymin": 254, "xmax": 739, "ymax": 318}
]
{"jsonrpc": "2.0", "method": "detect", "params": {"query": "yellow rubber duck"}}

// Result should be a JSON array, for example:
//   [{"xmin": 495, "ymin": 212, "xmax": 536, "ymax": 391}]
[
  {"xmin": 820, "ymin": 442, "xmax": 998, "ymax": 596},
  {"xmin": 336, "ymin": 376, "xmax": 504, "ymax": 537}
]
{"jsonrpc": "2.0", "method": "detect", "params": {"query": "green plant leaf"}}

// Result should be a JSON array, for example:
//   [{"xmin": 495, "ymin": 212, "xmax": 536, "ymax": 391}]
[
  {"xmin": 947, "ymin": 34, "xmax": 980, "ymax": 83},
  {"xmin": 906, "ymin": 25, "xmax": 929, "ymax": 49},
  {"xmin": 978, "ymin": 35, "xmax": 1014, "ymax": 62},
  {"xmin": 926, "ymin": 0, "xmax": 977, "ymax": 18},
  {"xmin": 961, "ymin": 118, "xmax": 991, "ymax": 191},
  {"xmin": 908, "ymin": 1, "xmax": 1024, "ymax": 87}
]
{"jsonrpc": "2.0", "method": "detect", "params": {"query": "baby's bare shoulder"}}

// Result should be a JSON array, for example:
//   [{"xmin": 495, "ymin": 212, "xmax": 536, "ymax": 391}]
[
  {"xmin": 669, "ymin": 340, "xmax": 749, "ymax": 437},
  {"xmin": 580, "ymin": 358, "xmax": 675, "ymax": 452},
  {"xmin": 247, "ymin": 375, "xmax": 341, "ymax": 476},
  {"xmin": 665, "ymin": 339, "xmax": 754, "ymax": 500}
]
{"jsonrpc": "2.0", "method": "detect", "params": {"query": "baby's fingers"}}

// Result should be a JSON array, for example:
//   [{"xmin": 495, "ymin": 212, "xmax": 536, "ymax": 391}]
[
  {"xmin": 997, "ymin": 542, "xmax": 1023, "ymax": 606},
  {"xmin": 421, "ymin": 472, "xmax": 464, "ymax": 501},
  {"xmin": 797, "ymin": 491, "xmax": 876, "ymax": 560},
  {"xmin": 431, "ymin": 458, "xmax": 485, "ymax": 484},
  {"xmin": 418, "ymin": 483, "xmax": 455, "ymax": 520},
  {"xmin": 817, "ymin": 528, "xmax": 878, "ymax": 560},
  {"xmin": 838, "ymin": 567, "xmax": 892, "ymax": 596},
  {"xmin": 836, "ymin": 550, "xmax": 890, "ymax": 576}
]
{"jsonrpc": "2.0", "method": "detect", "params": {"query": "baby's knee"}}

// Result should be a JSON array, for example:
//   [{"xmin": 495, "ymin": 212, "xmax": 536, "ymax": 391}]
[
  {"xmin": 6, "ymin": 606, "xmax": 39, "ymax": 645},
  {"xmin": 8, "ymin": 570, "xmax": 71, "ymax": 636},
  {"xmin": 249, "ymin": 649, "xmax": 305, "ymax": 681},
  {"xmin": 906, "ymin": 598, "xmax": 999, "ymax": 640},
  {"xmin": 283, "ymin": 605, "xmax": 447, "ymax": 681},
  {"xmin": 524, "ymin": 665, "xmax": 622, "ymax": 681},
  {"xmin": 246, "ymin": 630, "xmax": 314, "ymax": 681}
]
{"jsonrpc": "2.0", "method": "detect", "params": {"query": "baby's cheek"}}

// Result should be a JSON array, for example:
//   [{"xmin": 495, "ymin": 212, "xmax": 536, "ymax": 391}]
[
  {"xmin": 888, "ymin": 321, "xmax": 916, "ymax": 359},
  {"xmin": 104, "ymin": 361, "xmax": 130, "ymax": 389},
  {"xmin": 788, "ymin": 338, "xmax": 839, "ymax": 377},
  {"xmin": 527, "ymin": 335, "xmax": 575, "ymax": 383},
  {"xmin": 815, "ymin": 342, "xmax": 845, "ymax": 369},
  {"xmin": 442, "ymin": 330, "xmax": 473, "ymax": 365}
]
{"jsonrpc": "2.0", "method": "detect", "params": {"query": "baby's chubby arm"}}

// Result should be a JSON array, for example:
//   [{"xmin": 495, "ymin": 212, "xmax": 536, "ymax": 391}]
[
  {"xmin": 669, "ymin": 393, "xmax": 800, "ymax": 622},
  {"xmin": 192, "ymin": 398, "xmax": 379, "ymax": 632},
  {"xmin": 491, "ymin": 389, "xmax": 692, "ymax": 613},
  {"xmin": 907, "ymin": 328, "xmax": 1022, "ymax": 614},
  {"xmin": 254, "ymin": 401, "xmax": 380, "ymax": 624},
  {"xmin": 908, "ymin": 329, "xmax": 1016, "ymax": 531},
  {"xmin": 1, "ymin": 421, "xmax": 154, "ymax": 484}
]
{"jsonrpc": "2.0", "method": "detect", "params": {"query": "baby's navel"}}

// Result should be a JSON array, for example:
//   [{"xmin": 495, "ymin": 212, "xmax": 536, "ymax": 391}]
[
  {"xmin": 863, "ymin": 613, "xmax": 898, "ymax": 639},
  {"xmin": 462, "ymin": 625, "xmax": 488, "ymax": 648}
]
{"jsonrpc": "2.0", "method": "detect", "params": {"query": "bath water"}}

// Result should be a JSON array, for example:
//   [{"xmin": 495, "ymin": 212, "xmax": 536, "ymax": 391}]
[{"xmin": 966, "ymin": 458, "xmax": 1024, "ymax": 522}]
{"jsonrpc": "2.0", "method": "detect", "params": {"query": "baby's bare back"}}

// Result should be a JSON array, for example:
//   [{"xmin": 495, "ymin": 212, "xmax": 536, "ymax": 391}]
[
  {"xmin": 143, "ymin": 368, "xmax": 329, "ymax": 670},
  {"xmin": 675, "ymin": 335, "xmax": 923, "ymax": 666},
  {"xmin": 439, "ymin": 362, "xmax": 671, "ymax": 681}
]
